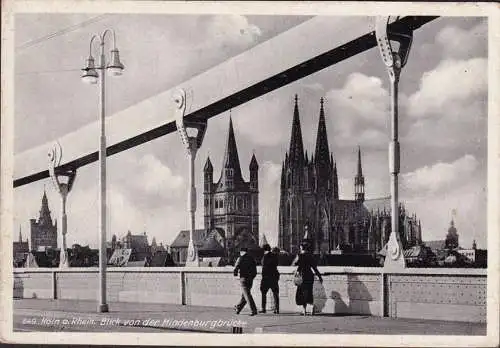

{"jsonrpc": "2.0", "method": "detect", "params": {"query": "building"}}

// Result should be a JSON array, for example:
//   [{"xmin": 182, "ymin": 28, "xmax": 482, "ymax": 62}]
[
  {"xmin": 457, "ymin": 240, "xmax": 487, "ymax": 267},
  {"xmin": 30, "ymin": 190, "xmax": 58, "ymax": 252},
  {"xmin": 108, "ymin": 231, "xmax": 166, "ymax": 264},
  {"xmin": 202, "ymin": 116, "xmax": 259, "ymax": 260},
  {"xmin": 13, "ymin": 227, "xmax": 29, "ymax": 267},
  {"xmin": 170, "ymin": 228, "xmax": 225, "ymax": 265},
  {"xmin": 278, "ymin": 96, "xmax": 422, "ymax": 255}
]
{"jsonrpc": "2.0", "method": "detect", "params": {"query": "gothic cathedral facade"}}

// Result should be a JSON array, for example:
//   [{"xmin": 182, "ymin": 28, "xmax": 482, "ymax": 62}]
[{"xmin": 278, "ymin": 96, "xmax": 422, "ymax": 255}]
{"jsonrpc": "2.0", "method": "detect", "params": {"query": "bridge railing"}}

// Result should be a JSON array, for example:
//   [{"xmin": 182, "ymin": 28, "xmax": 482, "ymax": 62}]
[{"xmin": 13, "ymin": 266, "xmax": 486, "ymax": 323}]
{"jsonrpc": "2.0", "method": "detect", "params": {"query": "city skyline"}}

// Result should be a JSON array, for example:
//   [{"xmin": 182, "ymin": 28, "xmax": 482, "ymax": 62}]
[{"xmin": 13, "ymin": 14, "xmax": 487, "ymax": 250}]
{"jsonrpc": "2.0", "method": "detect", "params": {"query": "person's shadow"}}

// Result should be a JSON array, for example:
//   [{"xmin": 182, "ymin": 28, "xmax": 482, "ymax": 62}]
[{"xmin": 312, "ymin": 274, "xmax": 372, "ymax": 316}]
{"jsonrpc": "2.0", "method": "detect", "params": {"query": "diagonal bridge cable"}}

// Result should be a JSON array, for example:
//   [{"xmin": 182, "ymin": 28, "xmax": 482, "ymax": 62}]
[{"xmin": 16, "ymin": 14, "xmax": 109, "ymax": 51}]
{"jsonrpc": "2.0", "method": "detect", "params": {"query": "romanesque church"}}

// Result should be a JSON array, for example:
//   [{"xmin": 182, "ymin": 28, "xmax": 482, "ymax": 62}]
[
  {"xmin": 278, "ymin": 96, "xmax": 422, "ymax": 255},
  {"xmin": 171, "ymin": 116, "xmax": 259, "ymax": 264}
]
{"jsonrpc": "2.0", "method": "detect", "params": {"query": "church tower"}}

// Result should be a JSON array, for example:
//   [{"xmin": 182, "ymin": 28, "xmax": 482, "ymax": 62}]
[
  {"xmin": 30, "ymin": 190, "xmax": 58, "ymax": 251},
  {"xmin": 279, "ymin": 95, "xmax": 306, "ymax": 254},
  {"xmin": 354, "ymin": 146, "xmax": 365, "ymax": 202},
  {"xmin": 312, "ymin": 97, "xmax": 334, "ymax": 254},
  {"xmin": 204, "ymin": 116, "xmax": 259, "ymax": 260}
]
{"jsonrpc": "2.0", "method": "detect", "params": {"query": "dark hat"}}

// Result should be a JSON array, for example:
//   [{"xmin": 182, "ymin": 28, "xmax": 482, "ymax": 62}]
[
  {"xmin": 240, "ymin": 247, "xmax": 248, "ymax": 252},
  {"xmin": 262, "ymin": 244, "xmax": 271, "ymax": 251}
]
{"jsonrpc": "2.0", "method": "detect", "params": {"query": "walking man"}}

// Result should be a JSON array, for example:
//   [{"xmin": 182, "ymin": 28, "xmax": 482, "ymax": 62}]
[
  {"xmin": 260, "ymin": 244, "xmax": 280, "ymax": 314},
  {"xmin": 233, "ymin": 247, "xmax": 258, "ymax": 316}
]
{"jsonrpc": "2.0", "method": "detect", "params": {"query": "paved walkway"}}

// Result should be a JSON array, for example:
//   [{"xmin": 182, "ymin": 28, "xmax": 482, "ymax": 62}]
[{"xmin": 13, "ymin": 299, "xmax": 486, "ymax": 335}]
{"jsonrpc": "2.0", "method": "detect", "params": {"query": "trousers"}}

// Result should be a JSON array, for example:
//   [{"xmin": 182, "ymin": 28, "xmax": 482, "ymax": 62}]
[
  {"xmin": 236, "ymin": 278, "xmax": 257, "ymax": 314},
  {"xmin": 260, "ymin": 278, "xmax": 279, "ymax": 311}
]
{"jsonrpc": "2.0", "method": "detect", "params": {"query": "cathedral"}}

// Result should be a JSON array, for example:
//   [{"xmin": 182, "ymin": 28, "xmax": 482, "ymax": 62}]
[
  {"xmin": 278, "ymin": 95, "xmax": 422, "ymax": 255},
  {"xmin": 30, "ymin": 190, "xmax": 58, "ymax": 252}
]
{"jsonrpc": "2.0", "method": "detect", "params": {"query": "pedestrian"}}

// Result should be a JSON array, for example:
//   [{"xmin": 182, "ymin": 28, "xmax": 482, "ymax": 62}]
[
  {"xmin": 233, "ymin": 247, "xmax": 258, "ymax": 316},
  {"xmin": 293, "ymin": 242, "xmax": 323, "ymax": 316},
  {"xmin": 259, "ymin": 244, "xmax": 280, "ymax": 314}
]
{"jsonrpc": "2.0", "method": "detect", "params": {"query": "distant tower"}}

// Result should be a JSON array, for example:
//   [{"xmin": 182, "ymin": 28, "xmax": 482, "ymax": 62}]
[
  {"xmin": 204, "ymin": 116, "xmax": 259, "ymax": 260},
  {"xmin": 30, "ymin": 190, "xmax": 58, "ymax": 251},
  {"xmin": 472, "ymin": 239, "xmax": 477, "ymax": 250},
  {"xmin": 354, "ymin": 146, "xmax": 365, "ymax": 202},
  {"xmin": 445, "ymin": 218, "xmax": 459, "ymax": 249}
]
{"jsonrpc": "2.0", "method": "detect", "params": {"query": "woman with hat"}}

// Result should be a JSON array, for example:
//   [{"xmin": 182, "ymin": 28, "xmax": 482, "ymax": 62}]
[{"xmin": 293, "ymin": 241, "xmax": 323, "ymax": 316}]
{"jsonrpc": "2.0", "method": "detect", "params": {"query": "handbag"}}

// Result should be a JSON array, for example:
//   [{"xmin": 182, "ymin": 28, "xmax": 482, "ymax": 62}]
[{"xmin": 293, "ymin": 270, "xmax": 303, "ymax": 286}]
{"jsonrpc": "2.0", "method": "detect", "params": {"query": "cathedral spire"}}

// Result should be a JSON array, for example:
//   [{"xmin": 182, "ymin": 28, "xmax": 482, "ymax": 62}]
[
  {"xmin": 333, "ymin": 160, "xmax": 339, "ymax": 200},
  {"xmin": 357, "ymin": 145, "xmax": 363, "ymax": 177},
  {"xmin": 288, "ymin": 94, "xmax": 305, "ymax": 168},
  {"xmin": 354, "ymin": 146, "xmax": 365, "ymax": 202},
  {"xmin": 314, "ymin": 97, "xmax": 332, "ymax": 191},
  {"xmin": 18, "ymin": 225, "xmax": 22, "ymax": 243},
  {"xmin": 221, "ymin": 116, "xmax": 243, "ymax": 182}
]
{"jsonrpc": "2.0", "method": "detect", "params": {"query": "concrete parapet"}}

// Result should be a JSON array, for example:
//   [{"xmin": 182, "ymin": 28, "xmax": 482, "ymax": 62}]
[{"xmin": 13, "ymin": 266, "xmax": 487, "ymax": 322}]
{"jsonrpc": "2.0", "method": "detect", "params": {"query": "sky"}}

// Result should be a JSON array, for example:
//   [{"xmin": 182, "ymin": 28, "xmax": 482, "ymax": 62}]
[{"xmin": 13, "ymin": 14, "xmax": 488, "ymax": 250}]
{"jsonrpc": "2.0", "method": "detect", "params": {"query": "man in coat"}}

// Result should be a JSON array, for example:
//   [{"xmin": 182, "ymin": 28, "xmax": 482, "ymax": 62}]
[
  {"xmin": 233, "ymin": 247, "xmax": 258, "ymax": 316},
  {"xmin": 260, "ymin": 244, "xmax": 280, "ymax": 314}
]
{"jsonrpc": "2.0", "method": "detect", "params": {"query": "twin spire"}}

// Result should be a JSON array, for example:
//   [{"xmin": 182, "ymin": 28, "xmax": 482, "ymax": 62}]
[{"xmin": 284, "ymin": 94, "xmax": 364, "ymax": 199}]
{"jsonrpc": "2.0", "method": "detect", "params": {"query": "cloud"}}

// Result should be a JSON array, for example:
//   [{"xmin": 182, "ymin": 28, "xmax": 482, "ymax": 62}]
[
  {"xmin": 404, "ymin": 177, "xmax": 486, "ymax": 249},
  {"xmin": 203, "ymin": 15, "xmax": 262, "ymax": 49},
  {"xmin": 407, "ymin": 58, "xmax": 487, "ymax": 120},
  {"xmin": 436, "ymin": 21, "xmax": 488, "ymax": 60},
  {"xmin": 232, "ymin": 91, "xmax": 296, "ymax": 147},
  {"xmin": 401, "ymin": 154, "xmax": 479, "ymax": 195},
  {"xmin": 325, "ymin": 72, "xmax": 392, "ymax": 149},
  {"xmin": 403, "ymin": 58, "xmax": 487, "ymax": 152},
  {"xmin": 139, "ymin": 154, "xmax": 184, "ymax": 194}
]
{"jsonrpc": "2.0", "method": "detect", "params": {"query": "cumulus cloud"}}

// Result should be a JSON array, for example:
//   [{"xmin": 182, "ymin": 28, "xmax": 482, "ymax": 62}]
[
  {"xmin": 403, "ymin": 58, "xmax": 487, "ymax": 151},
  {"xmin": 139, "ymin": 154, "xmax": 184, "ymax": 194},
  {"xmin": 401, "ymin": 154, "xmax": 479, "ymax": 195},
  {"xmin": 325, "ymin": 72, "xmax": 393, "ymax": 149},
  {"xmin": 436, "ymin": 21, "xmax": 488, "ymax": 60},
  {"xmin": 407, "ymin": 58, "xmax": 487, "ymax": 119},
  {"xmin": 203, "ymin": 15, "xmax": 262, "ymax": 49}
]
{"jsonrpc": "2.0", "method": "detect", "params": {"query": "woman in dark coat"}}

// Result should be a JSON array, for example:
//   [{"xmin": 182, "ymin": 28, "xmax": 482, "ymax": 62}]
[{"xmin": 293, "ymin": 242, "xmax": 323, "ymax": 315}]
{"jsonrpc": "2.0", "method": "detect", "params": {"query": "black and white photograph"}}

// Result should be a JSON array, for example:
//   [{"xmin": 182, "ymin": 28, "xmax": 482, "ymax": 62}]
[{"xmin": 1, "ymin": 1, "xmax": 498, "ymax": 346}]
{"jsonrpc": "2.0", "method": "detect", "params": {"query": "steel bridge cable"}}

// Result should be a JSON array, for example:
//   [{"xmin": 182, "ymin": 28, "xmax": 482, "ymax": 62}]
[
  {"xmin": 16, "ymin": 14, "xmax": 109, "ymax": 51},
  {"xmin": 16, "ymin": 68, "xmax": 82, "ymax": 76}
]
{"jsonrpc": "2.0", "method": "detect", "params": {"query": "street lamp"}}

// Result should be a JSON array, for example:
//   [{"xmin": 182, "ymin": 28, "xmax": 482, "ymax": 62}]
[
  {"xmin": 174, "ymin": 89, "xmax": 207, "ymax": 266},
  {"xmin": 81, "ymin": 29, "xmax": 124, "ymax": 312},
  {"xmin": 376, "ymin": 17, "xmax": 412, "ymax": 270},
  {"xmin": 48, "ymin": 142, "xmax": 77, "ymax": 269}
]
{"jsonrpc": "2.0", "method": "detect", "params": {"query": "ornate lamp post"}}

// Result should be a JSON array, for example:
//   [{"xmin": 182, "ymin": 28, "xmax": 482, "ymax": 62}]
[
  {"xmin": 81, "ymin": 29, "xmax": 124, "ymax": 312},
  {"xmin": 48, "ymin": 142, "xmax": 77, "ymax": 268},
  {"xmin": 376, "ymin": 17, "xmax": 413, "ymax": 269},
  {"xmin": 173, "ymin": 89, "xmax": 207, "ymax": 267}
]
